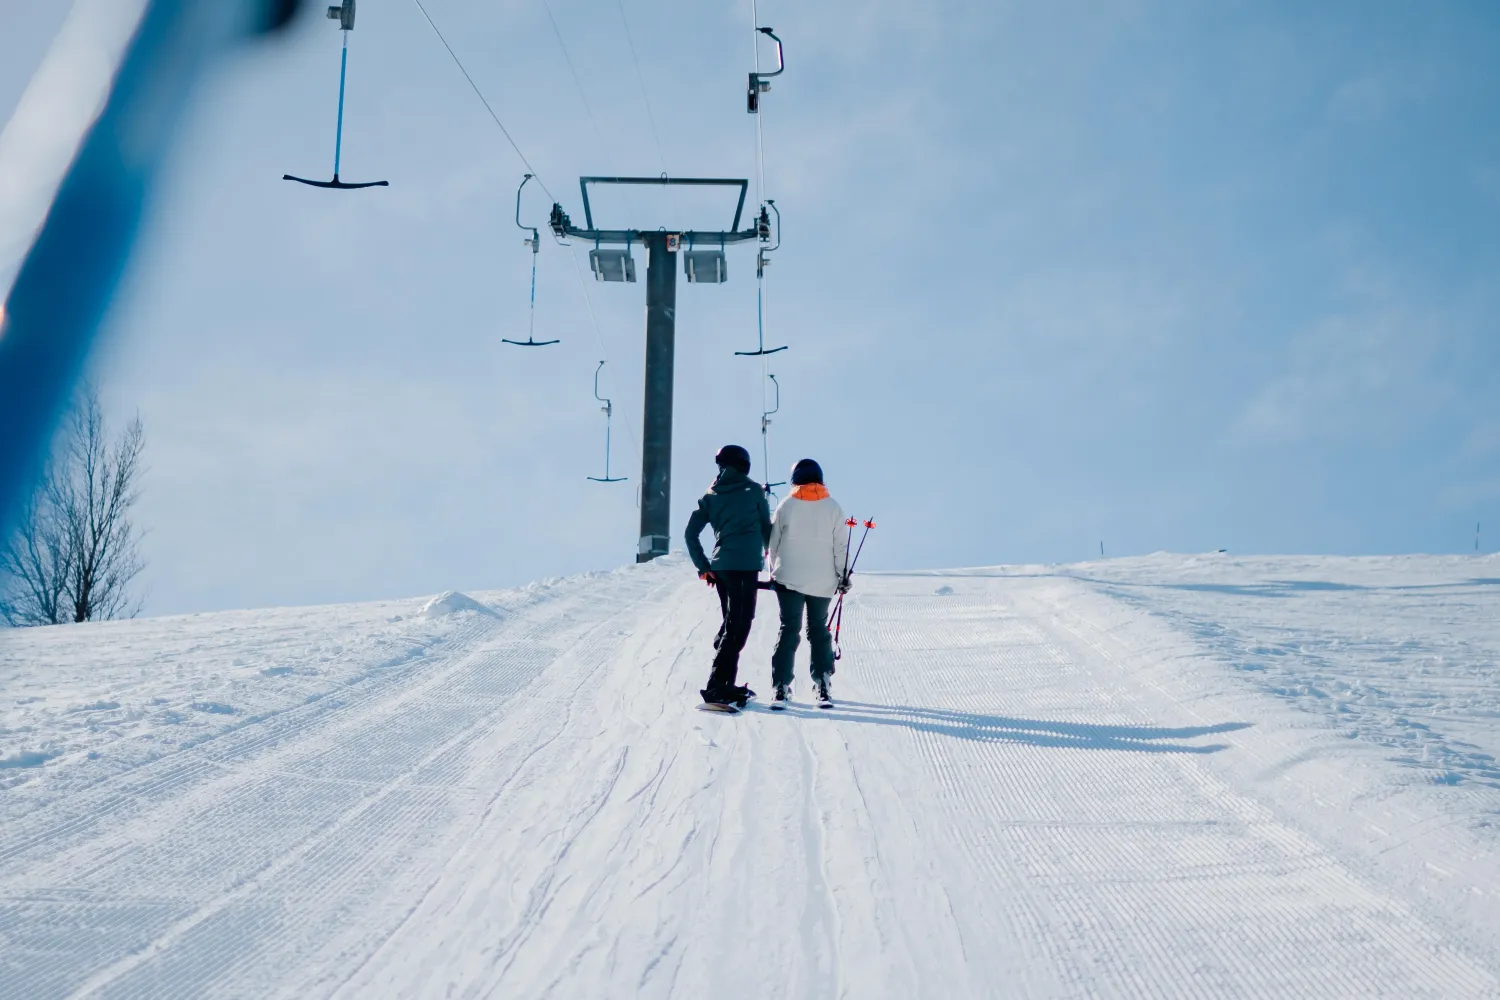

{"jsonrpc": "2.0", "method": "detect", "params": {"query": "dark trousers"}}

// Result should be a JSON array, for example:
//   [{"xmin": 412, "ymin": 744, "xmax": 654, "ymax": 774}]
[
  {"xmin": 707, "ymin": 571, "xmax": 760, "ymax": 694},
  {"xmin": 771, "ymin": 584, "xmax": 834, "ymax": 687}
]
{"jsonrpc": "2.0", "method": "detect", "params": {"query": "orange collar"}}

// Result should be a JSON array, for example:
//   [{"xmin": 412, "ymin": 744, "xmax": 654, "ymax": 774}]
[{"xmin": 789, "ymin": 483, "xmax": 829, "ymax": 501}]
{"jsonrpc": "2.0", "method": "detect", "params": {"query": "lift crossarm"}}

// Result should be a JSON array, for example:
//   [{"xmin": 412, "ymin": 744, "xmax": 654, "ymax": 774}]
[{"xmin": 550, "ymin": 176, "xmax": 760, "ymax": 246}]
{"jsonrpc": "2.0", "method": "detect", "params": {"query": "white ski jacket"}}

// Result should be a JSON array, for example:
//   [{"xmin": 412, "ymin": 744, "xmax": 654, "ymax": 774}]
[{"xmin": 767, "ymin": 486, "xmax": 850, "ymax": 599}]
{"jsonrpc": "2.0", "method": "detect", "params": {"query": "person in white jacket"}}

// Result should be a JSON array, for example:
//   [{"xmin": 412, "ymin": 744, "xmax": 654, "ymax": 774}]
[{"xmin": 766, "ymin": 458, "xmax": 851, "ymax": 708}]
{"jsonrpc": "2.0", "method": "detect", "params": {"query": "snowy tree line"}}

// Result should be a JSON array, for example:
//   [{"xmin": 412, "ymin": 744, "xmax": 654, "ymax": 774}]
[{"xmin": 1, "ymin": 385, "xmax": 146, "ymax": 626}]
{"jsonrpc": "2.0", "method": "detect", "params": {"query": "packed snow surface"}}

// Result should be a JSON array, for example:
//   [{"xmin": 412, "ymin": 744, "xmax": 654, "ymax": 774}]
[{"xmin": 2, "ymin": 553, "xmax": 1499, "ymax": 998}]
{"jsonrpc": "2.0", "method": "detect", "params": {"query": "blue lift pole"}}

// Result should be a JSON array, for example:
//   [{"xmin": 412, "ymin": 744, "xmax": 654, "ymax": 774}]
[{"xmin": 0, "ymin": 0, "xmax": 302, "ymax": 540}]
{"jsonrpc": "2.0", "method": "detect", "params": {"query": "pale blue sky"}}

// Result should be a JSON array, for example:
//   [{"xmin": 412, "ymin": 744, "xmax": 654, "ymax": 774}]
[{"xmin": 3, "ymin": 0, "xmax": 1498, "ymax": 615}]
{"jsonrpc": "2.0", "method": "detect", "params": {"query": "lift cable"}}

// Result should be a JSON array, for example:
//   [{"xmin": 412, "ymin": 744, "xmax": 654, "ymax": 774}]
[
  {"xmin": 736, "ymin": 5, "xmax": 786, "ymax": 361},
  {"xmin": 540, "ymin": 1, "xmax": 608, "ymax": 156},
  {"xmin": 750, "ymin": 0, "xmax": 783, "ymax": 484},
  {"xmin": 539, "ymin": 0, "xmax": 647, "ymax": 219},
  {"xmin": 409, "ymin": 0, "xmax": 554, "ymax": 201},
  {"xmin": 408, "ymin": 0, "xmax": 644, "ymax": 476},
  {"xmin": 615, "ymin": 0, "xmax": 670, "ymax": 177},
  {"xmin": 751, "ymin": 0, "xmax": 768, "ymax": 202},
  {"xmin": 529, "ymin": 0, "xmax": 643, "ymax": 469}
]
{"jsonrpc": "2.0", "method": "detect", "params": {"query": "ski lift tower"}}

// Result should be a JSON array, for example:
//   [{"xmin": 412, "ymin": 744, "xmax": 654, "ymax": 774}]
[{"xmin": 550, "ymin": 176, "xmax": 772, "ymax": 562}]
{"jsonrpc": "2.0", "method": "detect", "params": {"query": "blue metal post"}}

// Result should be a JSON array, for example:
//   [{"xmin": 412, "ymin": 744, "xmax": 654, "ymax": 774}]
[
  {"xmin": 528, "ymin": 243, "xmax": 538, "ymax": 340},
  {"xmin": 0, "ymin": 0, "xmax": 290, "ymax": 540},
  {"xmin": 333, "ymin": 32, "xmax": 348, "ymax": 178}
]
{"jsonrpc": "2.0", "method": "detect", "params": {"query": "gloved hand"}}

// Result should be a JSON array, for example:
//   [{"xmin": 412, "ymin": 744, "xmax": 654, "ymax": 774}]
[
  {"xmin": 700, "ymin": 571, "xmax": 718, "ymax": 587},
  {"xmin": 837, "ymin": 575, "xmax": 852, "ymax": 594}
]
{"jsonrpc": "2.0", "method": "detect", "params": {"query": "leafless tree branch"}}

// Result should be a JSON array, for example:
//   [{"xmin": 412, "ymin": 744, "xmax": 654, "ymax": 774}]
[{"xmin": 1, "ymin": 384, "xmax": 146, "ymax": 626}]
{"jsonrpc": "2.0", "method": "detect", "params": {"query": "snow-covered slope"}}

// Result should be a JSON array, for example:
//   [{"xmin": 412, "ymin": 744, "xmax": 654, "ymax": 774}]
[{"xmin": 2, "ymin": 554, "xmax": 1498, "ymax": 998}]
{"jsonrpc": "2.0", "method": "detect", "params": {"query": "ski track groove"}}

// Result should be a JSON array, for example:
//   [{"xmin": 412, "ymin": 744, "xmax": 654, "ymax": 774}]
[
  {"xmin": 5, "ymin": 564, "xmax": 1500, "ymax": 997},
  {"xmin": 837, "ymin": 581, "xmax": 1499, "ymax": 998},
  {"xmin": 1, "ymin": 572, "xmax": 673, "ymax": 1000}
]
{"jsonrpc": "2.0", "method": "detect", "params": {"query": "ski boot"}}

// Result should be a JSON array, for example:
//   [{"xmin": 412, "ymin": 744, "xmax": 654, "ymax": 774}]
[
  {"xmin": 770, "ymin": 683, "xmax": 791, "ymax": 711},
  {"xmin": 815, "ymin": 677, "xmax": 833, "ymax": 710}
]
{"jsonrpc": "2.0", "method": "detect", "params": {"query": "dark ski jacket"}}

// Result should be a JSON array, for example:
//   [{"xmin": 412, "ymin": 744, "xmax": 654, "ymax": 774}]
[{"xmin": 684, "ymin": 467, "xmax": 773, "ymax": 573}]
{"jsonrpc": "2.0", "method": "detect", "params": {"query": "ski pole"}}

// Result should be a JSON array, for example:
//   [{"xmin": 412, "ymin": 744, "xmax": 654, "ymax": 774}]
[
  {"xmin": 840, "ymin": 516, "xmax": 856, "ymax": 586},
  {"xmin": 832, "ymin": 517, "xmax": 856, "ymax": 660},
  {"xmin": 832, "ymin": 517, "xmax": 874, "ymax": 660},
  {"xmin": 847, "ymin": 518, "xmax": 876, "ymax": 575}
]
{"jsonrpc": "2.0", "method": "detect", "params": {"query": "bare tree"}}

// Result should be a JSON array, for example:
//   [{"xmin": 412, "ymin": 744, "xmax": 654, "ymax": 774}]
[{"xmin": 1, "ymin": 386, "xmax": 146, "ymax": 626}]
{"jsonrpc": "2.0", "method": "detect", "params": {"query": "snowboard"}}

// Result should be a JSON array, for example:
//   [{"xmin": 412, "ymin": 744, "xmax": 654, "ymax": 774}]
[{"xmin": 698, "ymin": 702, "xmax": 740, "ymax": 714}]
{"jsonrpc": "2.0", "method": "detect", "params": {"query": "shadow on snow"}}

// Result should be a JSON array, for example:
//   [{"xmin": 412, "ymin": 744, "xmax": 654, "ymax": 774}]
[{"xmin": 775, "ymin": 699, "xmax": 1250, "ymax": 754}]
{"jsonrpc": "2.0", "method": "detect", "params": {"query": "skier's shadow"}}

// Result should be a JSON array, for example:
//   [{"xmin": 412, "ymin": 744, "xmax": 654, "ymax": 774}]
[{"xmin": 780, "ymin": 699, "xmax": 1250, "ymax": 754}]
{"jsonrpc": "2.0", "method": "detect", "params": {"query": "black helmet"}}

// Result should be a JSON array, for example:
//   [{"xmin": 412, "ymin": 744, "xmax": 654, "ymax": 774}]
[
  {"xmin": 790, "ymin": 458, "xmax": 824, "ymax": 485},
  {"xmin": 715, "ymin": 444, "xmax": 751, "ymax": 474}
]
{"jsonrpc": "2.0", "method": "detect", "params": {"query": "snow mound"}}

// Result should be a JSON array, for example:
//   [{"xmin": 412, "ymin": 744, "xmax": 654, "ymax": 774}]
[{"xmin": 418, "ymin": 591, "xmax": 499, "ymax": 619}]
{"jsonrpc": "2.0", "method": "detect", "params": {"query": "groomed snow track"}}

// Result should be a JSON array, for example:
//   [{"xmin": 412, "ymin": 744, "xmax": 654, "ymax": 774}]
[{"xmin": 2, "ymin": 556, "xmax": 1498, "ymax": 998}]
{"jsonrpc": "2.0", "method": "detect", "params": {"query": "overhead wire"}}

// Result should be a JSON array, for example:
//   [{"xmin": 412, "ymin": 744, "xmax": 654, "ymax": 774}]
[
  {"xmin": 412, "ymin": 0, "xmax": 639, "ymax": 472},
  {"xmin": 536, "ymin": 0, "xmax": 642, "ymax": 470},
  {"xmin": 409, "ymin": 0, "xmax": 555, "ymax": 201},
  {"xmin": 539, "ymin": 0, "xmax": 608, "ymax": 158},
  {"xmin": 539, "ymin": 0, "xmax": 645, "ymax": 218},
  {"xmin": 615, "ymin": 0, "xmax": 670, "ymax": 177},
  {"xmin": 751, "ymin": 0, "xmax": 776, "ymax": 489}
]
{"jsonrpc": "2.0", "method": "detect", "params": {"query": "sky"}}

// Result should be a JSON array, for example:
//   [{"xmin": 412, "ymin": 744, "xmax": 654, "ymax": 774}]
[{"xmin": 1, "ymin": 0, "xmax": 1498, "ymax": 616}]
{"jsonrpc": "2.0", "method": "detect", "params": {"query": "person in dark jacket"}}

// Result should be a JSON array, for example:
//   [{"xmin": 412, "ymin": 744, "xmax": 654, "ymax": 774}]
[{"xmin": 684, "ymin": 444, "xmax": 772, "ymax": 706}]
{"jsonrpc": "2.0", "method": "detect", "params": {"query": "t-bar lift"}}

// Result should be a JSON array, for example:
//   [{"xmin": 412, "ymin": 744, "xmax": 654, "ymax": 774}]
[{"xmin": 283, "ymin": 0, "xmax": 387, "ymax": 190}]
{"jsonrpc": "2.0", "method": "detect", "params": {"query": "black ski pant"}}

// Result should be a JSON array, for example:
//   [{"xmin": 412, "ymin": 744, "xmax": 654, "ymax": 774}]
[
  {"xmin": 771, "ymin": 584, "xmax": 834, "ymax": 688},
  {"xmin": 706, "ymin": 570, "xmax": 759, "ymax": 696}
]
